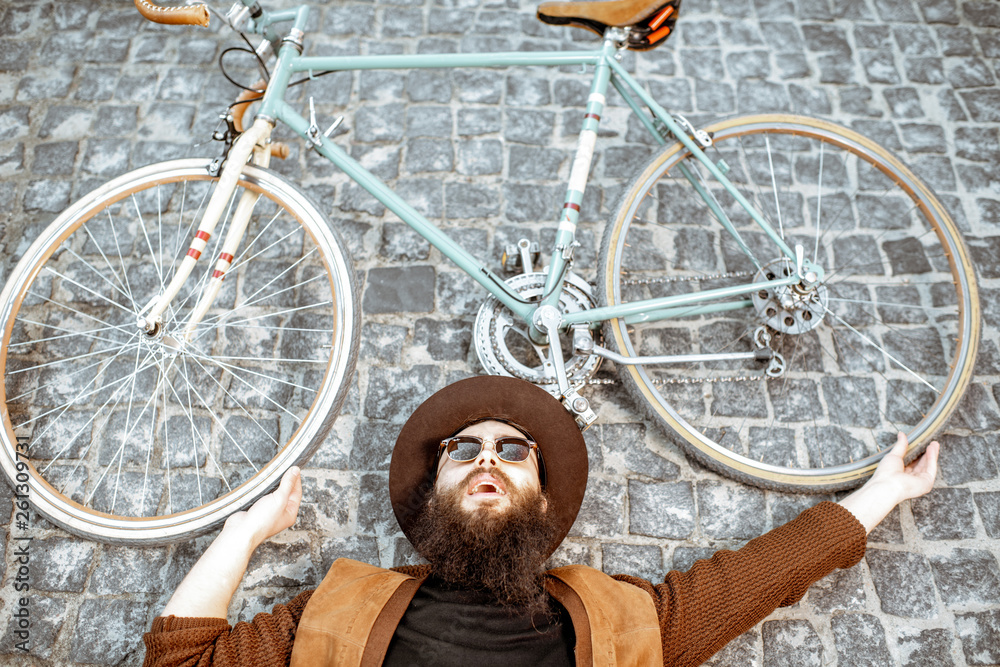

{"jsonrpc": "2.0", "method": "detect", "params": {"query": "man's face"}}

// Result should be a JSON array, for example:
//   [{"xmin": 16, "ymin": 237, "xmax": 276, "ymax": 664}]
[{"xmin": 434, "ymin": 419, "xmax": 543, "ymax": 515}]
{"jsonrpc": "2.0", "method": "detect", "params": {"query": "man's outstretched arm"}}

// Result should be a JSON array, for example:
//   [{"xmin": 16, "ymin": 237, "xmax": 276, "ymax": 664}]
[
  {"xmin": 143, "ymin": 467, "xmax": 305, "ymax": 667},
  {"xmin": 162, "ymin": 465, "xmax": 303, "ymax": 618},
  {"xmin": 624, "ymin": 431, "xmax": 939, "ymax": 667}
]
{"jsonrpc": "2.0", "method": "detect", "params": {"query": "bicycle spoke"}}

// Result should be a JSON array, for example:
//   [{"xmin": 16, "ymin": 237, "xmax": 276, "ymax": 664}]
[
  {"xmin": 64, "ymin": 246, "xmax": 136, "ymax": 307},
  {"xmin": 185, "ymin": 349, "xmax": 313, "ymax": 414},
  {"xmin": 133, "ymin": 193, "xmax": 166, "ymax": 290},
  {"xmin": 42, "ymin": 266, "xmax": 140, "ymax": 319},
  {"xmin": 813, "ymin": 141, "xmax": 824, "ymax": 264}
]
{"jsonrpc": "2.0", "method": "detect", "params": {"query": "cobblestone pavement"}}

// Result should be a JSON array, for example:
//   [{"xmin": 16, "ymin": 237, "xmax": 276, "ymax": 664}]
[{"xmin": 1, "ymin": 0, "xmax": 999, "ymax": 664}]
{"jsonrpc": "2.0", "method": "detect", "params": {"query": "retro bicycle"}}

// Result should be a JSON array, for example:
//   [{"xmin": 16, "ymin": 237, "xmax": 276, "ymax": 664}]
[{"xmin": 0, "ymin": 0, "xmax": 979, "ymax": 543}]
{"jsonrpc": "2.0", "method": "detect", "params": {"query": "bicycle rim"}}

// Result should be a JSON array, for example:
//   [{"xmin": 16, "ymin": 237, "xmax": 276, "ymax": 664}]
[
  {"xmin": 0, "ymin": 159, "xmax": 359, "ymax": 543},
  {"xmin": 600, "ymin": 114, "xmax": 979, "ymax": 492}
]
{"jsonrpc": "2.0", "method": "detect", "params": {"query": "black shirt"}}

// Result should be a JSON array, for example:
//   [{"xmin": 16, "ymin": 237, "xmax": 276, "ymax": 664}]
[{"xmin": 382, "ymin": 575, "xmax": 575, "ymax": 666}]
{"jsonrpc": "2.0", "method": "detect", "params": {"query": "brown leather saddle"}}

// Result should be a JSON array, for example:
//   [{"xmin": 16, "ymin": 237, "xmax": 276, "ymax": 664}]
[{"xmin": 537, "ymin": 0, "xmax": 681, "ymax": 50}]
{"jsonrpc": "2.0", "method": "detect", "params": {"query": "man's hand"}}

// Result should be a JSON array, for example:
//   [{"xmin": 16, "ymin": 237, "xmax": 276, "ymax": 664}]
[
  {"xmin": 223, "ymin": 466, "xmax": 303, "ymax": 550},
  {"xmin": 161, "ymin": 466, "xmax": 303, "ymax": 619},
  {"xmin": 838, "ymin": 432, "xmax": 939, "ymax": 534}
]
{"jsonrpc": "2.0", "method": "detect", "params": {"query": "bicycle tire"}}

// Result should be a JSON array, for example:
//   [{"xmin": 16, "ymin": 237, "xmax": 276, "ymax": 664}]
[
  {"xmin": 598, "ymin": 114, "xmax": 979, "ymax": 492},
  {"xmin": 0, "ymin": 158, "xmax": 360, "ymax": 543}
]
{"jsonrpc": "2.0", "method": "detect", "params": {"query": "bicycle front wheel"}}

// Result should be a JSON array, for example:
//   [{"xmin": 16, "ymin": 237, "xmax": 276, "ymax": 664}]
[
  {"xmin": 599, "ymin": 115, "xmax": 979, "ymax": 492},
  {"xmin": 0, "ymin": 159, "xmax": 360, "ymax": 543}
]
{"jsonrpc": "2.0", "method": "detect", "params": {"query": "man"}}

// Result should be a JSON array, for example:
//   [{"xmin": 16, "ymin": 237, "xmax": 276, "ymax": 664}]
[{"xmin": 144, "ymin": 375, "xmax": 939, "ymax": 666}]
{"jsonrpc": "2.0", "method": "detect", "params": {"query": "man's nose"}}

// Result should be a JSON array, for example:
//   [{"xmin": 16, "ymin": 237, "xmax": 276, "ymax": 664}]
[{"xmin": 477, "ymin": 441, "xmax": 499, "ymax": 467}]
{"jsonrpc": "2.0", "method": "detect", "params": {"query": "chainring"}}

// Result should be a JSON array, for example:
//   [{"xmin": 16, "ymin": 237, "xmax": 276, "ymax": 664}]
[{"xmin": 473, "ymin": 271, "xmax": 602, "ymax": 387}]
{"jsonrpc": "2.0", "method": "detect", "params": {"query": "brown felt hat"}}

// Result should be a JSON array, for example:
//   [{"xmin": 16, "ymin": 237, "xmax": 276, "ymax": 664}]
[{"xmin": 390, "ymin": 375, "xmax": 588, "ymax": 559}]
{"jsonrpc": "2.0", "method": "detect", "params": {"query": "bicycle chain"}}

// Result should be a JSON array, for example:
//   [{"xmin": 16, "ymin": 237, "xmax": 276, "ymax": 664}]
[
  {"xmin": 585, "ymin": 374, "xmax": 763, "ymax": 386},
  {"xmin": 613, "ymin": 270, "xmax": 769, "ymax": 384},
  {"xmin": 621, "ymin": 270, "xmax": 754, "ymax": 286}
]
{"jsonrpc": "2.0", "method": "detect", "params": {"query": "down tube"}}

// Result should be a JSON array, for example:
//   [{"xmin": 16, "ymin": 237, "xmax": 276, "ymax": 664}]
[{"xmin": 272, "ymin": 101, "xmax": 534, "ymax": 320}]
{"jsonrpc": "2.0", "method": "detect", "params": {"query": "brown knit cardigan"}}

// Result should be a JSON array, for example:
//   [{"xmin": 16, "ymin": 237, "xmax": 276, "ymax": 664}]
[{"xmin": 143, "ymin": 501, "xmax": 866, "ymax": 667}]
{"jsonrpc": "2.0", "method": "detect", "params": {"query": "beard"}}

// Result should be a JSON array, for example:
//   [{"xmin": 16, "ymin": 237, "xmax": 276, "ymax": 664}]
[{"xmin": 408, "ymin": 466, "xmax": 559, "ymax": 616}]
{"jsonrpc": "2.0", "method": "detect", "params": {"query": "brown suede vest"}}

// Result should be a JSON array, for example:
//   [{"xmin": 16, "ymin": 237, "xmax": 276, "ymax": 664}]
[{"xmin": 289, "ymin": 558, "xmax": 662, "ymax": 666}]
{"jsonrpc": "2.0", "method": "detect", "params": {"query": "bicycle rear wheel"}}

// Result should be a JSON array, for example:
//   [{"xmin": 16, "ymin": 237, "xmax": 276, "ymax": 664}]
[
  {"xmin": 0, "ymin": 159, "xmax": 360, "ymax": 543},
  {"xmin": 599, "ymin": 114, "xmax": 978, "ymax": 492}
]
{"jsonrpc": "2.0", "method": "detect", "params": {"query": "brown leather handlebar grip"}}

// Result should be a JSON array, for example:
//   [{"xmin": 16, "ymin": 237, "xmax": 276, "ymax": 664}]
[
  {"xmin": 134, "ymin": 0, "xmax": 210, "ymax": 27},
  {"xmin": 232, "ymin": 80, "xmax": 290, "ymax": 159}
]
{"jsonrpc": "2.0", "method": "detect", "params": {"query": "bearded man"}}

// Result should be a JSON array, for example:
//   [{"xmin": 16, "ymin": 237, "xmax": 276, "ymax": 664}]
[{"xmin": 143, "ymin": 375, "xmax": 939, "ymax": 666}]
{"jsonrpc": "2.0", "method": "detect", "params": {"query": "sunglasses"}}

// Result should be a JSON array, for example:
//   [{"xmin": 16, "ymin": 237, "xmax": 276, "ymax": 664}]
[{"xmin": 438, "ymin": 435, "xmax": 538, "ymax": 463}]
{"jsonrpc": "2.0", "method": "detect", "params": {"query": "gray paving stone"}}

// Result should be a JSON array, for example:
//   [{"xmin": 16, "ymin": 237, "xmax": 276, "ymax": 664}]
[
  {"xmin": 320, "ymin": 535, "xmax": 381, "ymax": 574},
  {"xmin": 912, "ymin": 487, "xmax": 978, "ymax": 540},
  {"xmin": 31, "ymin": 141, "xmax": 78, "ymax": 175},
  {"xmin": 360, "ymin": 322, "xmax": 408, "ymax": 363},
  {"xmin": 904, "ymin": 57, "xmax": 945, "ymax": 84},
  {"xmin": 457, "ymin": 138, "xmax": 503, "ymax": 175},
  {"xmin": 70, "ymin": 598, "xmax": 149, "ymax": 664},
  {"xmin": 363, "ymin": 266, "xmax": 435, "ymax": 314},
  {"xmin": 30, "ymin": 537, "xmax": 95, "ymax": 593},
  {"xmin": 973, "ymin": 491, "xmax": 1000, "ymax": 538},
  {"xmin": 598, "ymin": 422, "xmax": 679, "ymax": 481},
  {"xmin": 91, "ymin": 545, "xmax": 168, "ymax": 594},
  {"xmin": 363, "ymin": 364, "xmax": 441, "ymax": 422},
  {"xmin": 380, "ymin": 222, "xmax": 431, "ymax": 261},
  {"xmin": 937, "ymin": 433, "xmax": 999, "ymax": 485},
  {"xmin": 435, "ymin": 270, "xmax": 483, "ymax": 316},
  {"xmin": 884, "ymin": 87, "xmax": 924, "ymax": 118},
  {"xmin": 444, "ymin": 182, "xmax": 500, "ymax": 219},
  {"xmin": 737, "ymin": 79, "xmax": 790, "ymax": 113},
  {"xmin": 955, "ymin": 608, "xmax": 1000, "ymax": 665},
  {"xmin": 601, "ymin": 542, "xmax": 663, "ymax": 581},
  {"xmin": 357, "ymin": 472, "xmax": 397, "ymax": 535},
  {"xmin": 928, "ymin": 548, "xmax": 1000, "ymax": 608},
  {"xmin": 570, "ymin": 476, "xmax": 624, "ymax": 538},
  {"xmin": 504, "ymin": 109, "xmax": 555, "ymax": 145},
  {"xmin": 831, "ymin": 614, "xmax": 893, "ymax": 667},
  {"xmin": 0, "ymin": 595, "xmax": 65, "ymax": 659},
  {"xmin": 628, "ymin": 480, "xmax": 695, "ymax": 539},
  {"xmin": 867, "ymin": 548, "xmax": 939, "ymax": 618},
  {"xmin": 245, "ymin": 538, "xmax": 315, "ymax": 588},
  {"xmin": 413, "ymin": 317, "xmax": 472, "ymax": 361},
  {"xmin": 697, "ymin": 480, "xmax": 767, "ymax": 539},
  {"xmin": 900, "ymin": 122, "xmax": 947, "ymax": 153},
  {"xmin": 762, "ymin": 619, "xmax": 823, "ymax": 666},
  {"xmin": 406, "ymin": 70, "xmax": 452, "ymax": 103},
  {"xmin": 961, "ymin": 90, "xmax": 1000, "ymax": 122},
  {"xmin": 898, "ymin": 627, "xmax": 957, "ymax": 667}
]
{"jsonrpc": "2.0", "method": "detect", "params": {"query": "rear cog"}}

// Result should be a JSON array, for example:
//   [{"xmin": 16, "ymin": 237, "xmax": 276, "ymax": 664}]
[{"xmin": 474, "ymin": 272, "xmax": 602, "ymax": 388}]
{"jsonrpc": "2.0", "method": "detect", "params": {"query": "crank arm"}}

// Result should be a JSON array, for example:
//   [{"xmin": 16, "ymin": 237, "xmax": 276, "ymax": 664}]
[
  {"xmin": 589, "ymin": 345, "xmax": 773, "ymax": 366},
  {"xmin": 532, "ymin": 305, "xmax": 598, "ymax": 429}
]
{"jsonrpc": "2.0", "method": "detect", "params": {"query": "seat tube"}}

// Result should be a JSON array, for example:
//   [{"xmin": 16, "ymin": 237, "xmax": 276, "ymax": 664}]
[{"xmin": 540, "ymin": 37, "xmax": 617, "ymax": 308}]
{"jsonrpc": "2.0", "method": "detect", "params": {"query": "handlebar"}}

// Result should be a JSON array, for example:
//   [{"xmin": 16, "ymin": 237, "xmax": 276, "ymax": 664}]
[{"xmin": 134, "ymin": 0, "xmax": 210, "ymax": 27}]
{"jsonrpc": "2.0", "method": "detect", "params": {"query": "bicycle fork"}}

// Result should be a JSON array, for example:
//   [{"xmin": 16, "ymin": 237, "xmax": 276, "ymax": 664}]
[{"xmin": 136, "ymin": 118, "xmax": 275, "ymax": 341}]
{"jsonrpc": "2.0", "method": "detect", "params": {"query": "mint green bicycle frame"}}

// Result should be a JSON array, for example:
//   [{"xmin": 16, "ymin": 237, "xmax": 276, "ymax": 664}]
[{"xmin": 245, "ymin": 3, "xmax": 817, "ymax": 337}]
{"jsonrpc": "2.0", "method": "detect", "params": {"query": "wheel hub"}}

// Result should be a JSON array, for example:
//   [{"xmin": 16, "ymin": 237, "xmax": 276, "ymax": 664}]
[
  {"xmin": 752, "ymin": 259, "xmax": 828, "ymax": 334},
  {"xmin": 473, "ymin": 271, "xmax": 601, "ymax": 388}
]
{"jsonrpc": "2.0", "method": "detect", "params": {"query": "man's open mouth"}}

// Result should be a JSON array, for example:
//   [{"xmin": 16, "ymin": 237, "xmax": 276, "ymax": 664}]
[{"xmin": 468, "ymin": 474, "xmax": 507, "ymax": 495}]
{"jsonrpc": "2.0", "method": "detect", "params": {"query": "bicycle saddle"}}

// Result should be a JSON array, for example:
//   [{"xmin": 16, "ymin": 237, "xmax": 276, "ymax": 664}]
[{"xmin": 537, "ymin": 0, "xmax": 681, "ymax": 50}]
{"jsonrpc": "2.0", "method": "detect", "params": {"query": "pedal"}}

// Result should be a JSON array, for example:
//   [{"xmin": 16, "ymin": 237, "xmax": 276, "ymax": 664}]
[
  {"xmin": 561, "ymin": 387, "xmax": 598, "ymax": 430},
  {"xmin": 501, "ymin": 239, "xmax": 540, "ymax": 274}
]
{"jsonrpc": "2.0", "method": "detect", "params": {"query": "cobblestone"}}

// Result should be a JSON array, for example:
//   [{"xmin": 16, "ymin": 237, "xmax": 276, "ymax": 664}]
[
  {"xmin": 831, "ymin": 614, "xmax": 893, "ymax": 666},
  {"xmin": 867, "ymin": 549, "xmax": 939, "ymax": 618}
]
